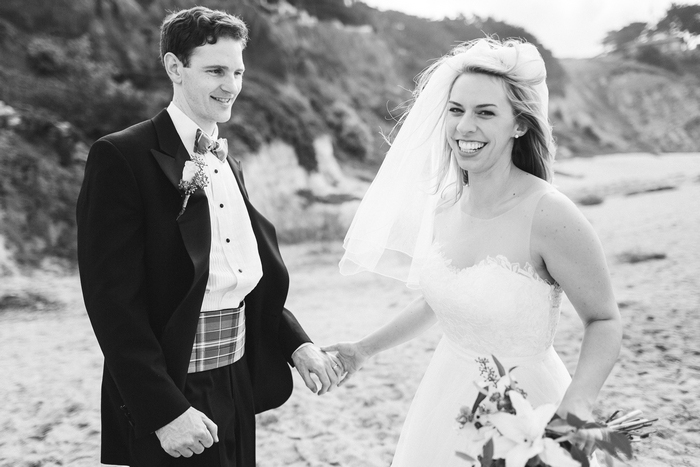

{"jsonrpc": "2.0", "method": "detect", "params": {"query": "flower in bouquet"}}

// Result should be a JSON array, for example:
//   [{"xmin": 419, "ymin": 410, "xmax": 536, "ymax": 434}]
[
  {"xmin": 456, "ymin": 356, "xmax": 654, "ymax": 467},
  {"xmin": 177, "ymin": 154, "xmax": 208, "ymax": 219},
  {"xmin": 488, "ymin": 391, "xmax": 579, "ymax": 467}
]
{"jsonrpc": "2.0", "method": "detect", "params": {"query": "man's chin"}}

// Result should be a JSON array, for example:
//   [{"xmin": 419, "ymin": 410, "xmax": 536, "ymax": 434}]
[
  {"xmin": 217, "ymin": 107, "xmax": 231, "ymax": 123},
  {"xmin": 215, "ymin": 110, "xmax": 233, "ymax": 123}
]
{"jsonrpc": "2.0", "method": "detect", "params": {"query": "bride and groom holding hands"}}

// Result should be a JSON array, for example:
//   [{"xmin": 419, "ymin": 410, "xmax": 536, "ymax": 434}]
[{"xmin": 76, "ymin": 6, "xmax": 622, "ymax": 467}]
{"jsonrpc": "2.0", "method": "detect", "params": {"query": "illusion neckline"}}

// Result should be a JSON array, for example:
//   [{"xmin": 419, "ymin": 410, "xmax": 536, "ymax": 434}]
[{"xmin": 459, "ymin": 186, "xmax": 552, "ymax": 221}]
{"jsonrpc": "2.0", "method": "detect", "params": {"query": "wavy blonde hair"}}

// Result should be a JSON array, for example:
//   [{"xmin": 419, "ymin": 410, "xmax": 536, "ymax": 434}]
[{"xmin": 405, "ymin": 38, "xmax": 556, "ymax": 198}]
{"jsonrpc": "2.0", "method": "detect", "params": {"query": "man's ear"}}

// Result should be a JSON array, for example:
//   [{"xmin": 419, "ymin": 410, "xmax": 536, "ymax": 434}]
[{"xmin": 163, "ymin": 52, "xmax": 183, "ymax": 84}]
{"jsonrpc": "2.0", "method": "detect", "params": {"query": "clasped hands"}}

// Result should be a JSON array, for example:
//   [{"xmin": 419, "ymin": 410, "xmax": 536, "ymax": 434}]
[
  {"xmin": 293, "ymin": 340, "xmax": 374, "ymax": 391},
  {"xmin": 156, "ymin": 343, "xmax": 356, "ymax": 458}
]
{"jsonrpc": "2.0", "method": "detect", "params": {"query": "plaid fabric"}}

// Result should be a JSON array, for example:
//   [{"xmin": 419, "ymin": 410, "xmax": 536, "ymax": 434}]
[{"xmin": 188, "ymin": 303, "xmax": 246, "ymax": 373}]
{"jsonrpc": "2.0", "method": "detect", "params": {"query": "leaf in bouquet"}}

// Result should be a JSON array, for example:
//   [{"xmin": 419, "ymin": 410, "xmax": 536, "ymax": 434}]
[
  {"xmin": 605, "ymin": 410, "xmax": 621, "ymax": 424},
  {"xmin": 480, "ymin": 438, "xmax": 494, "ymax": 467},
  {"xmin": 566, "ymin": 413, "xmax": 587, "ymax": 429},
  {"xmin": 471, "ymin": 391, "xmax": 488, "ymax": 415},
  {"xmin": 582, "ymin": 421, "xmax": 606, "ymax": 429},
  {"xmin": 603, "ymin": 452, "xmax": 615, "ymax": 467},
  {"xmin": 608, "ymin": 430, "xmax": 633, "ymax": 459},
  {"xmin": 569, "ymin": 444, "xmax": 590, "ymax": 467},
  {"xmin": 546, "ymin": 416, "xmax": 571, "ymax": 433},
  {"xmin": 595, "ymin": 438, "xmax": 622, "ymax": 459},
  {"xmin": 492, "ymin": 355, "xmax": 506, "ymax": 377},
  {"xmin": 456, "ymin": 451, "xmax": 477, "ymax": 462}
]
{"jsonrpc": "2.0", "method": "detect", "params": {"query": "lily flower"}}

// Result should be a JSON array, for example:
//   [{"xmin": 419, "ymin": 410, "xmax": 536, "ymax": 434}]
[{"xmin": 488, "ymin": 391, "xmax": 580, "ymax": 467}]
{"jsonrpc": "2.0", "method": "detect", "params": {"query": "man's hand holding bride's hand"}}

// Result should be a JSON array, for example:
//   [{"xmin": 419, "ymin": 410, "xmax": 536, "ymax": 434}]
[
  {"xmin": 322, "ymin": 342, "xmax": 370, "ymax": 387},
  {"xmin": 292, "ymin": 344, "xmax": 342, "ymax": 395}
]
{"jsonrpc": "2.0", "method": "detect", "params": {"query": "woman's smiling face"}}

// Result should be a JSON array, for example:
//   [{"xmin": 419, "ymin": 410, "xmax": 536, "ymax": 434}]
[{"xmin": 445, "ymin": 72, "xmax": 522, "ymax": 176}]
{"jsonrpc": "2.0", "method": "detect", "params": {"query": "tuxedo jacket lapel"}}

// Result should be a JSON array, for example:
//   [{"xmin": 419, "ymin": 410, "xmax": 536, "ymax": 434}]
[
  {"xmin": 227, "ymin": 156, "xmax": 249, "ymax": 199},
  {"xmin": 150, "ymin": 110, "xmax": 210, "ymax": 283}
]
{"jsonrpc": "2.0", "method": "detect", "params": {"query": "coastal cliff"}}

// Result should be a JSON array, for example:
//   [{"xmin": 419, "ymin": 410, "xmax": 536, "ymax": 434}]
[{"xmin": 0, "ymin": 0, "xmax": 698, "ymax": 270}]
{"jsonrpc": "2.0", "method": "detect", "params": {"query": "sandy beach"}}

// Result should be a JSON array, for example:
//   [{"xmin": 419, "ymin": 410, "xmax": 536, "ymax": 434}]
[{"xmin": 1, "ymin": 153, "xmax": 699, "ymax": 467}]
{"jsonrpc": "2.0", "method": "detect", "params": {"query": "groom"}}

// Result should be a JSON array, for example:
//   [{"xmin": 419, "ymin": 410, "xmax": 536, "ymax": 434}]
[{"xmin": 76, "ymin": 6, "xmax": 341, "ymax": 467}]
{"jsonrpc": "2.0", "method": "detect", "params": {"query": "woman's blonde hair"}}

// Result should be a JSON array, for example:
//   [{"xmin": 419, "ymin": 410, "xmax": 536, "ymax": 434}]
[{"xmin": 406, "ymin": 37, "xmax": 555, "ymax": 198}]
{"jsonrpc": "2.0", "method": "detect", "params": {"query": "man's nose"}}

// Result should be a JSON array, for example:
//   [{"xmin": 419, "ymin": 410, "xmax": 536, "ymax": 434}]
[{"xmin": 221, "ymin": 74, "xmax": 241, "ymax": 95}]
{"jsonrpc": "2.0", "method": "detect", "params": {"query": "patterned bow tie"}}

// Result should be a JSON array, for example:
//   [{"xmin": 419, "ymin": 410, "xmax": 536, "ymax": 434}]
[{"xmin": 194, "ymin": 129, "xmax": 228, "ymax": 162}]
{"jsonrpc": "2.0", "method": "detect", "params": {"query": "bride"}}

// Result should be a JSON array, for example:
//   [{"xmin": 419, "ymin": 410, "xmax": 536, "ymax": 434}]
[{"xmin": 325, "ymin": 38, "xmax": 622, "ymax": 466}]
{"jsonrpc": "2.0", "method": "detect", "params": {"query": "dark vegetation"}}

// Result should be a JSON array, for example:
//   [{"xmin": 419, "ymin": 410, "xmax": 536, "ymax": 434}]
[
  {"xmin": 0, "ymin": 0, "xmax": 697, "ymax": 267},
  {"xmin": 0, "ymin": 0, "xmax": 570, "ymax": 266},
  {"xmin": 603, "ymin": 3, "xmax": 700, "ymax": 76}
]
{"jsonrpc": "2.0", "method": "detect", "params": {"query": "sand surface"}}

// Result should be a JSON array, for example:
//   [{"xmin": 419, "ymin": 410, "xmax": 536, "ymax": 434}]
[{"xmin": 1, "ymin": 153, "xmax": 699, "ymax": 467}]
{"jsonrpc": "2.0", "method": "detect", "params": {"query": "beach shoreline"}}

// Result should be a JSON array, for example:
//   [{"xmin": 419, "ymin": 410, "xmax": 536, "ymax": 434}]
[{"xmin": 1, "ymin": 153, "xmax": 699, "ymax": 466}]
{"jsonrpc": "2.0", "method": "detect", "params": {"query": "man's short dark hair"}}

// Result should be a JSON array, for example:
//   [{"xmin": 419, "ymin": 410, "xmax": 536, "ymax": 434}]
[{"xmin": 160, "ymin": 6, "xmax": 249, "ymax": 67}]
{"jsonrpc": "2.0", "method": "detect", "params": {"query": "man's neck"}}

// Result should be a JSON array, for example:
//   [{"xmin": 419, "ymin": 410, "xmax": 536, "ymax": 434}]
[{"xmin": 171, "ymin": 97, "xmax": 216, "ymax": 135}]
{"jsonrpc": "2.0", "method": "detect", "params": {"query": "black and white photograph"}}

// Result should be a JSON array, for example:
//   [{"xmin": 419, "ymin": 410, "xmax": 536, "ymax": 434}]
[{"xmin": 0, "ymin": 1, "xmax": 698, "ymax": 466}]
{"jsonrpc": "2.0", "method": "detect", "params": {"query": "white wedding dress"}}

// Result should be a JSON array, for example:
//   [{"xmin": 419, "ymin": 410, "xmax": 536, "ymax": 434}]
[{"xmin": 391, "ymin": 185, "xmax": 577, "ymax": 467}]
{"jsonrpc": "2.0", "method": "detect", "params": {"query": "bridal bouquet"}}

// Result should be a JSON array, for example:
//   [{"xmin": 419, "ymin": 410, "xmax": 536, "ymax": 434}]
[{"xmin": 455, "ymin": 357, "xmax": 655, "ymax": 467}]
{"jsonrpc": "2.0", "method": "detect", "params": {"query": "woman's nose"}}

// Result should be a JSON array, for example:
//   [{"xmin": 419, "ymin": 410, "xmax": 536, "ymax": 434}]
[{"xmin": 456, "ymin": 114, "xmax": 476, "ymax": 134}]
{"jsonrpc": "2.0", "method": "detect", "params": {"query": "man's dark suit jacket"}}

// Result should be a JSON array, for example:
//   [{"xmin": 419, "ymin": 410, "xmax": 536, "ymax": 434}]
[{"xmin": 76, "ymin": 110, "xmax": 310, "ymax": 465}]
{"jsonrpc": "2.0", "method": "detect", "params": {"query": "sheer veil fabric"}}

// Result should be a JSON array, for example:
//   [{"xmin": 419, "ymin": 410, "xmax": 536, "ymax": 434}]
[{"xmin": 339, "ymin": 39, "xmax": 550, "ymax": 288}]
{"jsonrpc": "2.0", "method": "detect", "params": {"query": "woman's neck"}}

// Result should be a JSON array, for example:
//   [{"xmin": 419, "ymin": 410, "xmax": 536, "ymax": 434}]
[{"xmin": 464, "ymin": 164, "xmax": 527, "ymax": 215}]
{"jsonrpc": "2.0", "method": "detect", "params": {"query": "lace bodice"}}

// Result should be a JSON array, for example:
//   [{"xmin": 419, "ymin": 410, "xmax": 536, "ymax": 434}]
[{"xmin": 419, "ymin": 243, "xmax": 562, "ymax": 358}]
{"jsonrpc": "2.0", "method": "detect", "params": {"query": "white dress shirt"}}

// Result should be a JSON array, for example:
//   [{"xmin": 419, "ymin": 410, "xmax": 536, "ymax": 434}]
[{"xmin": 167, "ymin": 103, "xmax": 263, "ymax": 311}]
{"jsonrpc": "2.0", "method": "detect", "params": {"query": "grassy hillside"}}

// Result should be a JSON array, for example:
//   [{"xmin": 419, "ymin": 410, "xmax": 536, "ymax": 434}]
[
  {"xmin": 551, "ymin": 56, "xmax": 700, "ymax": 157},
  {"xmin": 0, "ymin": 0, "xmax": 698, "ymax": 270}
]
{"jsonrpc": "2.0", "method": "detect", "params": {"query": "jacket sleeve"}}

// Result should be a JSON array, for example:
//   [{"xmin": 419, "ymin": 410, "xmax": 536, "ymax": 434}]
[
  {"xmin": 76, "ymin": 139, "xmax": 190, "ymax": 437},
  {"xmin": 276, "ymin": 307, "xmax": 312, "ymax": 365}
]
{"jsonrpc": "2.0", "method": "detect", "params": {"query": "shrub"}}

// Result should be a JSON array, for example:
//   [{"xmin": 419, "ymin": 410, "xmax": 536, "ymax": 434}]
[
  {"xmin": 227, "ymin": 76, "xmax": 323, "ymax": 171},
  {"xmin": 8, "ymin": 35, "xmax": 150, "ymax": 140},
  {"xmin": 287, "ymin": 0, "xmax": 372, "ymax": 26},
  {"xmin": 0, "ymin": 131, "xmax": 82, "ymax": 265},
  {"xmin": 635, "ymin": 45, "xmax": 680, "ymax": 73},
  {"xmin": 26, "ymin": 37, "xmax": 71, "ymax": 75},
  {"xmin": 0, "ymin": 0, "xmax": 92, "ymax": 37},
  {"xmin": 326, "ymin": 101, "xmax": 372, "ymax": 160}
]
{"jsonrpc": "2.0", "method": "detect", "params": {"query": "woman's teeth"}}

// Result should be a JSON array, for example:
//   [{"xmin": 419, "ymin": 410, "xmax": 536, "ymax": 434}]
[{"xmin": 458, "ymin": 141, "xmax": 486, "ymax": 153}]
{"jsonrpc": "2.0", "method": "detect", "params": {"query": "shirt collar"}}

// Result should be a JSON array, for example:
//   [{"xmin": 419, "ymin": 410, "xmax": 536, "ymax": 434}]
[{"xmin": 166, "ymin": 102, "xmax": 219, "ymax": 155}]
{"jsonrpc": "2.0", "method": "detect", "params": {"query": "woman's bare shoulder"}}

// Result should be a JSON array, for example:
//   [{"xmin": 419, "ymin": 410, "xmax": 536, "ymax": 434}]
[{"xmin": 532, "ymin": 188, "xmax": 600, "ymax": 252}]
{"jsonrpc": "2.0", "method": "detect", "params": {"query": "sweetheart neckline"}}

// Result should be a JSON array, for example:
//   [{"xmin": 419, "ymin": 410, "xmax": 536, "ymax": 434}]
[{"xmin": 429, "ymin": 243, "xmax": 561, "ymax": 290}]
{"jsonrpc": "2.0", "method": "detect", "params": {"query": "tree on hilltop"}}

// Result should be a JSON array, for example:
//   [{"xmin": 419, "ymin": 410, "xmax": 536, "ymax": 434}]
[
  {"xmin": 602, "ymin": 22, "xmax": 647, "ymax": 54},
  {"xmin": 655, "ymin": 3, "xmax": 700, "ymax": 47}
]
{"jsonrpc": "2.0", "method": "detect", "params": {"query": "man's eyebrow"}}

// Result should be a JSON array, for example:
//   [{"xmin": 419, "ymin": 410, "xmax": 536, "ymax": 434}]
[{"xmin": 202, "ymin": 65, "xmax": 245, "ymax": 72}]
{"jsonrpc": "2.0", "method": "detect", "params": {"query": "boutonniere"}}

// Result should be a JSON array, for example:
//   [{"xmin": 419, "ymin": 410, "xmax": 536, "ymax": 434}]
[{"xmin": 176, "ymin": 154, "xmax": 209, "ymax": 220}]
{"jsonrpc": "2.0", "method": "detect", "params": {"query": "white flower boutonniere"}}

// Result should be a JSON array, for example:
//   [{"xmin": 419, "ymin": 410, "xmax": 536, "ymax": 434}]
[{"xmin": 176, "ymin": 154, "xmax": 209, "ymax": 219}]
